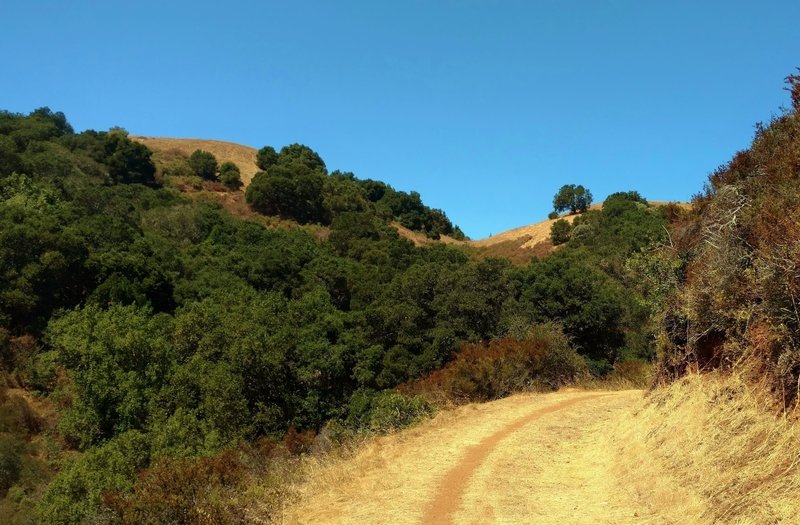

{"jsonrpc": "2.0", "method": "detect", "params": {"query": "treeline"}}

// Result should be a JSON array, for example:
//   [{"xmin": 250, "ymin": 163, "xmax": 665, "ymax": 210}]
[
  {"xmin": 0, "ymin": 108, "xmax": 668, "ymax": 523},
  {"xmin": 247, "ymin": 144, "xmax": 466, "ymax": 239},
  {"xmin": 653, "ymin": 73, "xmax": 800, "ymax": 405}
]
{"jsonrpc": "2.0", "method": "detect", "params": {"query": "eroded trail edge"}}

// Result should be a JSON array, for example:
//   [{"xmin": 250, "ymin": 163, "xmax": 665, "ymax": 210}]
[{"xmin": 421, "ymin": 393, "xmax": 607, "ymax": 525}]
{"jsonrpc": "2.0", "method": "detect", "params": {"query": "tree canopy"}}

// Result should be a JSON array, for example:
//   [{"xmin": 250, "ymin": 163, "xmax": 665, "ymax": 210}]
[{"xmin": 553, "ymin": 184, "xmax": 593, "ymax": 214}]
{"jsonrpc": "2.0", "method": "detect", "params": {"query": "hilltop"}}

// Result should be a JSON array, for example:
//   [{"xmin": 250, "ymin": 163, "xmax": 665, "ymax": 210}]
[
  {"xmin": 132, "ymin": 136, "xmax": 260, "ymax": 186},
  {"xmin": 130, "ymin": 136, "xmax": 685, "ymax": 263}
]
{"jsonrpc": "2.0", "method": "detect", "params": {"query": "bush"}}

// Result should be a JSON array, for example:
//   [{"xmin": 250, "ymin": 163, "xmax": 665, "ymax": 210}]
[
  {"xmin": 364, "ymin": 392, "xmax": 435, "ymax": 432},
  {"xmin": 550, "ymin": 218, "xmax": 572, "ymax": 245},
  {"xmin": 403, "ymin": 324, "xmax": 587, "ymax": 404},
  {"xmin": 102, "ymin": 450, "xmax": 246, "ymax": 525},
  {"xmin": 0, "ymin": 395, "xmax": 40, "ymax": 436},
  {"xmin": 219, "ymin": 161, "xmax": 242, "ymax": 190},
  {"xmin": 36, "ymin": 431, "xmax": 151, "ymax": 525},
  {"xmin": 548, "ymin": 211, "xmax": 559, "ymax": 220},
  {"xmin": 160, "ymin": 159, "xmax": 193, "ymax": 178},
  {"xmin": 187, "ymin": 149, "xmax": 218, "ymax": 180},
  {"xmin": 0, "ymin": 433, "xmax": 23, "ymax": 495}
]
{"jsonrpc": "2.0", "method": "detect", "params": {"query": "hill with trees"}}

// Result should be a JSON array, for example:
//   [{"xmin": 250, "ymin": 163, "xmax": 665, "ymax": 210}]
[
  {"xmin": 0, "ymin": 106, "xmax": 675, "ymax": 523},
  {"xmin": 7, "ymin": 71, "xmax": 799, "ymax": 521}
]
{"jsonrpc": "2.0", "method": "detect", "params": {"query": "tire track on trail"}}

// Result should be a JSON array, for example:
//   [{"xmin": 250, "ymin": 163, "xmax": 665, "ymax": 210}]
[{"xmin": 421, "ymin": 393, "xmax": 608, "ymax": 525}]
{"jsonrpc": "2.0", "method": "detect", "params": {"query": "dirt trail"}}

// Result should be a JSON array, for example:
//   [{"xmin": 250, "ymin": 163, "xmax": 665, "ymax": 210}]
[{"xmin": 282, "ymin": 390, "xmax": 695, "ymax": 525}]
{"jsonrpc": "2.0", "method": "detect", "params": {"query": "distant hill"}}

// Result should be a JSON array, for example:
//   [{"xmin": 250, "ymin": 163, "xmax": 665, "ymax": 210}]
[{"xmin": 132, "ymin": 136, "xmax": 685, "ymax": 263}]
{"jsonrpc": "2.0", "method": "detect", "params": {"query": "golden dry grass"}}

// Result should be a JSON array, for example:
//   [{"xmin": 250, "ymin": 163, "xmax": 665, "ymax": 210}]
[
  {"xmin": 132, "ymin": 136, "xmax": 261, "ymax": 186},
  {"xmin": 260, "ymin": 373, "xmax": 800, "ymax": 524},
  {"xmin": 625, "ymin": 372, "xmax": 800, "ymax": 524},
  {"xmin": 390, "ymin": 222, "xmax": 465, "ymax": 247},
  {"xmin": 269, "ymin": 389, "xmax": 705, "ymax": 525}
]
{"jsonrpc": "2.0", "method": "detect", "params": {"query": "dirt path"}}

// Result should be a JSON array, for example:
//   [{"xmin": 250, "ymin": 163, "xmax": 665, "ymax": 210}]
[{"xmin": 282, "ymin": 390, "xmax": 694, "ymax": 525}]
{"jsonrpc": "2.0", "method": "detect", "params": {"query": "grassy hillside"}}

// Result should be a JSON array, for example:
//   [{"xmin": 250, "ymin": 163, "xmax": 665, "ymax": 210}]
[{"xmin": 132, "ymin": 136, "xmax": 260, "ymax": 186}]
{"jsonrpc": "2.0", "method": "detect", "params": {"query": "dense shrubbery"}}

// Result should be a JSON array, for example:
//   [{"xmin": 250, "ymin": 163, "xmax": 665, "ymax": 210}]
[{"xmin": 655, "ymin": 74, "xmax": 800, "ymax": 406}]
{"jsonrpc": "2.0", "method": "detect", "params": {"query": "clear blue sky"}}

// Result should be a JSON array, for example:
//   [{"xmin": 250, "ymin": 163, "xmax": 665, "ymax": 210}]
[{"xmin": 2, "ymin": 1, "xmax": 799, "ymax": 238}]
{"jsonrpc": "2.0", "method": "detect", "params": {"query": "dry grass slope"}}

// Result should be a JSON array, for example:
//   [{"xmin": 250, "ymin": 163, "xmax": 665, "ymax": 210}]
[
  {"xmin": 624, "ymin": 372, "xmax": 800, "ymax": 524},
  {"xmin": 132, "ymin": 136, "xmax": 261, "ymax": 186}
]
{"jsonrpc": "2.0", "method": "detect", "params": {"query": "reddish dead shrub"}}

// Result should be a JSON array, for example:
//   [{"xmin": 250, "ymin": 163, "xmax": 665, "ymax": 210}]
[{"xmin": 401, "ymin": 325, "xmax": 587, "ymax": 404}]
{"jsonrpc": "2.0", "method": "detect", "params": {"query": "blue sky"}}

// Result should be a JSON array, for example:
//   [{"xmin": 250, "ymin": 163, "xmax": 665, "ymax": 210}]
[{"xmin": 2, "ymin": 1, "xmax": 799, "ymax": 238}]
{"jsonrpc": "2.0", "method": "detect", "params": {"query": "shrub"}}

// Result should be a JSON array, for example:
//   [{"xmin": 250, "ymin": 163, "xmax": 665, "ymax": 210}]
[
  {"xmin": 550, "ymin": 218, "xmax": 572, "ymax": 245},
  {"xmin": 0, "ymin": 395, "xmax": 40, "ymax": 436},
  {"xmin": 403, "ymin": 324, "xmax": 587, "ymax": 404},
  {"xmin": 219, "ymin": 161, "xmax": 242, "ymax": 190},
  {"xmin": 36, "ymin": 431, "xmax": 151, "ymax": 525},
  {"xmin": 187, "ymin": 149, "xmax": 218, "ymax": 180},
  {"xmin": 160, "ymin": 158, "xmax": 193, "ymax": 178},
  {"xmin": 102, "ymin": 450, "xmax": 246, "ymax": 525},
  {"xmin": 548, "ymin": 211, "xmax": 559, "ymax": 220},
  {"xmin": 0, "ymin": 433, "xmax": 23, "ymax": 495},
  {"xmin": 364, "ymin": 392, "xmax": 434, "ymax": 432}
]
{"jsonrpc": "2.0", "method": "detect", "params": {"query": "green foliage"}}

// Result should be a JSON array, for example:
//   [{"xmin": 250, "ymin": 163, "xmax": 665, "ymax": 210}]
[
  {"xmin": 360, "ymin": 391, "xmax": 434, "ymax": 432},
  {"xmin": 187, "ymin": 149, "xmax": 217, "ymax": 180},
  {"xmin": 553, "ymin": 184, "xmax": 593, "ymax": 214},
  {"xmin": 218, "ymin": 161, "xmax": 242, "ymax": 190},
  {"xmin": 246, "ymin": 145, "xmax": 463, "ymax": 237},
  {"xmin": 36, "ymin": 431, "xmax": 150, "ymax": 525},
  {"xmin": 550, "ymin": 218, "xmax": 572, "ymax": 245},
  {"xmin": 0, "ymin": 106, "xmax": 670, "ymax": 519},
  {"xmin": 547, "ymin": 210, "xmax": 559, "ymax": 220},
  {"xmin": 46, "ymin": 305, "xmax": 173, "ymax": 449},
  {"xmin": 255, "ymin": 145, "xmax": 278, "ymax": 170}
]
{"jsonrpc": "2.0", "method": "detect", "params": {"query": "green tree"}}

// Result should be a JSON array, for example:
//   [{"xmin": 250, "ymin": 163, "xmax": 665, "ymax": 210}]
[
  {"xmin": 187, "ymin": 150, "xmax": 218, "ymax": 180},
  {"xmin": 553, "ymin": 184, "xmax": 593, "ymax": 214},
  {"xmin": 255, "ymin": 145, "xmax": 278, "ymax": 171},
  {"xmin": 45, "ymin": 305, "xmax": 174, "ymax": 448},
  {"xmin": 218, "ymin": 161, "xmax": 242, "ymax": 190},
  {"xmin": 104, "ymin": 131, "xmax": 157, "ymax": 185},
  {"xmin": 550, "ymin": 219, "xmax": 572, "ymax": 245}
]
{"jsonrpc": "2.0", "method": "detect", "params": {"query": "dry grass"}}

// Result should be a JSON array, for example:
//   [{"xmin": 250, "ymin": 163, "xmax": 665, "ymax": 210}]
[
  {"xmin": 390, "ymin": 222, "xmax": 464, "ymax": 247},
  {"xmin": 268, "ymin": 389, "xmax": 704, "ymax": 525},
  {"xmin": 261, "ymin": 372, "xmax": 800, "ymax": 524},
  {"xmin": 131, "ymin": 136, "xmax": 260, "ymax": 186},
  {"xmin": 624, "ymin": 371, "xmax": 800, "ymax": 524}
]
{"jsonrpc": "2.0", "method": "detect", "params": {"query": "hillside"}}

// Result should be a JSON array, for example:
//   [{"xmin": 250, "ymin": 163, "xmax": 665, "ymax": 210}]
[
  {"xmin": 132, "ymin": 136, "xmax": 260, "ymax": 186},
  {"xmin": 130, "ymin": 136, "xmax": 687, "ymax": 264}
]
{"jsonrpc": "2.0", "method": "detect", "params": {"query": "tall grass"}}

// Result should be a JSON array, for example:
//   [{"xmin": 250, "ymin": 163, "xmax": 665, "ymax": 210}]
[{"xmin": 627, "ymin": 370, "xmax": 800, "ymax": 524}]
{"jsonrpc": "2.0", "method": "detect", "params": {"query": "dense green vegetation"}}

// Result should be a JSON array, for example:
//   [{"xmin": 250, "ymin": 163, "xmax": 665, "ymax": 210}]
[
  {"xmin": 248, "ymin": 143, "xmax": 466, "ymax": 239},
  {"xmin": 0, "ymin": 107, "xmax": 669, "ymax": 523}
]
